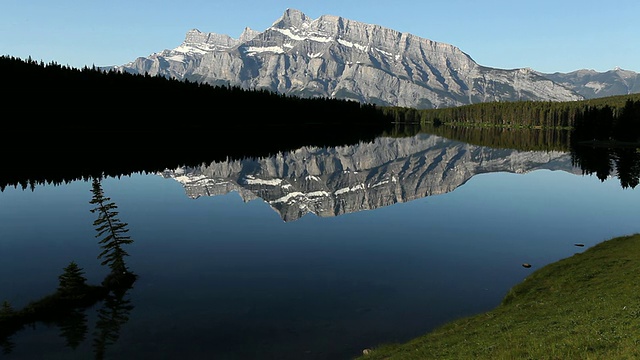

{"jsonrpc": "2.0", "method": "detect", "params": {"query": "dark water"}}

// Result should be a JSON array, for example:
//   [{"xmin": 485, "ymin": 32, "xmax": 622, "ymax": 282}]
[{"xmin": 1, "ymin": 133, "xmax": 639, "ymax": 359}]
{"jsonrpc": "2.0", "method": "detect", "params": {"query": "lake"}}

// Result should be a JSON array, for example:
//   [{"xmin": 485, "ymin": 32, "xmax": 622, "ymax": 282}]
[{"xmin": 1, "ymin": 131, "xmax": 639, "ymax": 359}]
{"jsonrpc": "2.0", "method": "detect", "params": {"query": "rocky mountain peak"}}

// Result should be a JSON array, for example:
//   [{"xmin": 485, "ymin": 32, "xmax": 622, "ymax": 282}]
[
  {"xmin": 117, "ymin": 9, "xmax": 588, "ymax": 108},
  {"xmin": 239, "ymin": 27, "xmax": 260, "ymax": 42},
  {"xmin": 610, "ymin": 67, "xmax": 638, "ymax": 79},
  {"xmin": 271, "ymin": 8, "xmax": 311, "ymax": 30},
  {"xmin": 177, "ymin": 28, "xmax": 239, "ymax": 55}
]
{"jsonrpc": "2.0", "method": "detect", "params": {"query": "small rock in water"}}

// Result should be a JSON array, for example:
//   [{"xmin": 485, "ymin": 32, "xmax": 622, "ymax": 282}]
[
  {"xmin": 522, "ymin": 263, "xmax": 532, "ymax": 268},
  {"xmin": 362, "ymin": 349, "xmax": 372, "ymax": 355}
]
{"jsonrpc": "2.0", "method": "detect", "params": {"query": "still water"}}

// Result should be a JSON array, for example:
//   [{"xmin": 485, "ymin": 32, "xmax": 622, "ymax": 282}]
[{"xmin": 1, "ymin": 133, "xmax": 639, "ymax": 359}]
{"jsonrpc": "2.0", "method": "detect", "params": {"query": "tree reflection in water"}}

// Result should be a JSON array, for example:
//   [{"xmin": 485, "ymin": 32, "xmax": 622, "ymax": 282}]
[{"xmin": 0, "ymin": 177, "xmax": 137, "ymax": 358}]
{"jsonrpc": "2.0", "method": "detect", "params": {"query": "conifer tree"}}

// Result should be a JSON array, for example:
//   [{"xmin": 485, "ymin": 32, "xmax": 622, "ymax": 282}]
[
  {"xmin": 89, "ymin": 178, "xmax": 133, "ymax": 276},
  {"xmin": 57, "ymin": 261, "xmax": 88, "ymax": 295}
]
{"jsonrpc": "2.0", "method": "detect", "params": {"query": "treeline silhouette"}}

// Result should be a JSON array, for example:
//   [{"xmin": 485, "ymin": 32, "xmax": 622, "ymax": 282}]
[
  {"xmin": 571, "ymin": 98, "xmax": 640, "ymax": 142},
  {"xmin": 2, "ymin": 55, "xmax": 392, "ymax": 131},
  {"xmin": 383, "ymin": 94, "xmax": 640, "ymax": 132}
]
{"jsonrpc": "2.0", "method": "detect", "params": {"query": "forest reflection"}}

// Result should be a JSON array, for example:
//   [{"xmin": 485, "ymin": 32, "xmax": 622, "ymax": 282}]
[
  {"xmin": 0, "ymin": 123, "xmax": 637, "ymax": 192},
  {"xmin": 412, "ymin": 123, "xmax": 639, "ymax": 189}
]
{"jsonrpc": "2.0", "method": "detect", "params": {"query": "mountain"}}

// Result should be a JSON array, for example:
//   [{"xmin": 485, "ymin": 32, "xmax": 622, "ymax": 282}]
[
  {"xmin": 159, "ymin": 133, "xmax": 579, "ymax": 222},
  {"xmin": 540, "ymin": 67, "xmax": 640, "ymax": 99},
  {"xmin": 115, "ymin": 8, "xmax": 583, "ymax": 109}
]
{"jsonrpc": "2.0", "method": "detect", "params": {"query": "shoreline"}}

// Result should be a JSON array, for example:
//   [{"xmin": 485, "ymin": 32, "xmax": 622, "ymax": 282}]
[{"xmin": 357, "ymin": 233, "xmax": 640, "ymax": 359}]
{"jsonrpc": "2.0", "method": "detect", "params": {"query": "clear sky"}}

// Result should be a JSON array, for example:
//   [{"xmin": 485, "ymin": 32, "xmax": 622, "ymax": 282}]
[{"xmin": 2, "ymin": 0, "xmax": 638, "ymax": 74}]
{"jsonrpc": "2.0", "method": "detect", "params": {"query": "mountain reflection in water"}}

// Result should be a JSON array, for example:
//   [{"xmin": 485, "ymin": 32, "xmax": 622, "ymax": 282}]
[{"xmin": 161, "ymin": 133, "xmax": 581, "ymax": 221}]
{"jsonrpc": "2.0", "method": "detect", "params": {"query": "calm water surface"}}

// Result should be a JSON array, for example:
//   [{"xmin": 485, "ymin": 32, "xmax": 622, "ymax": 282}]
[{"xmin": 1, "ymin": 134, "xmax": 639, "ymax": 359}]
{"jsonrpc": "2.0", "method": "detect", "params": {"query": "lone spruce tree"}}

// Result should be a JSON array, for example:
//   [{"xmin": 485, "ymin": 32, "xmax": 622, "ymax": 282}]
[
  {"xmin": 89, "ymin": 178, "xmax": 133, "ymax": 278},
  {"xmin": 57, "ymin": 261, "xmax": 88, "ymax": 296}
]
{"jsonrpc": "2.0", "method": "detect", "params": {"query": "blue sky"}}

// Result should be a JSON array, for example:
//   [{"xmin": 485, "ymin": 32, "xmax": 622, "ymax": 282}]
[{"xmin": 2, "ymin": 0, "xmax": 638, "ymax": 73}]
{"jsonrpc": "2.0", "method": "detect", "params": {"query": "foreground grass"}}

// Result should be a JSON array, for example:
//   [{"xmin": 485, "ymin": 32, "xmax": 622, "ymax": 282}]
[{"xmin": 357, "ymin": 233, "xmax": 640, "ymax": 360}]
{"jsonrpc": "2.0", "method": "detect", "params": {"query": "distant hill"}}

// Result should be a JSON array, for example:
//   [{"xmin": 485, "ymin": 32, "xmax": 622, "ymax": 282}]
[{"xmin": 540, "ymin": 68, "xmax": 640, "ymax": 99}]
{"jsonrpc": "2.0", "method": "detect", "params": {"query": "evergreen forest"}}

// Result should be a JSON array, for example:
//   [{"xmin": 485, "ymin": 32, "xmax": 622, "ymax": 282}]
[
  {"xmin": 4, "ymin": 54, "xmax": 639, "ymax": 139},
  {"xmin": 1, "ymin": 55, "xmax": 392, "ymax": 132},
  {"xmin": 382, "ymin": 93, "xmax": 640, "ymax": 142}
]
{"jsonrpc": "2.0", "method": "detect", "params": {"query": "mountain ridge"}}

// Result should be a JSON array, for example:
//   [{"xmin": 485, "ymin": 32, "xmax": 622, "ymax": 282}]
[
  {"xmin": 540, "ymin": 67, "xmax": 640, "ymax": 99},
  {"xmin": 114, "ymin": 8, "xmax": 636, "ymax": 109}
]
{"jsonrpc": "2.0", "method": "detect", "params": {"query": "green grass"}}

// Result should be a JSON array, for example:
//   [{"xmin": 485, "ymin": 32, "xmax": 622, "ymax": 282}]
[{"xmin": 356, "ymin": 233, "xmax": 640, "ymax": 360}]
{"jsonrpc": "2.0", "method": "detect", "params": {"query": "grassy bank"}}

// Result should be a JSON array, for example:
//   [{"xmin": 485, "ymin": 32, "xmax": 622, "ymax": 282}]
[{"xmin": 357, "ymin": 233, "xmax": 640, "ymax": 360}]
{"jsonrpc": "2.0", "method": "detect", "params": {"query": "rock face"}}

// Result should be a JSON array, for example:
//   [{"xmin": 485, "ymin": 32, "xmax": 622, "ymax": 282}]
[
  {"xmin": 116, "ymin": 8, "xmax": 583, "ymax": 109},
  {"xmin": 158, "ymin": 133, "xmax": 579, "ymax": 222},
  {"xmin": 540, "ymin": 67, "xmax": 640, "ymax": 99}
]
